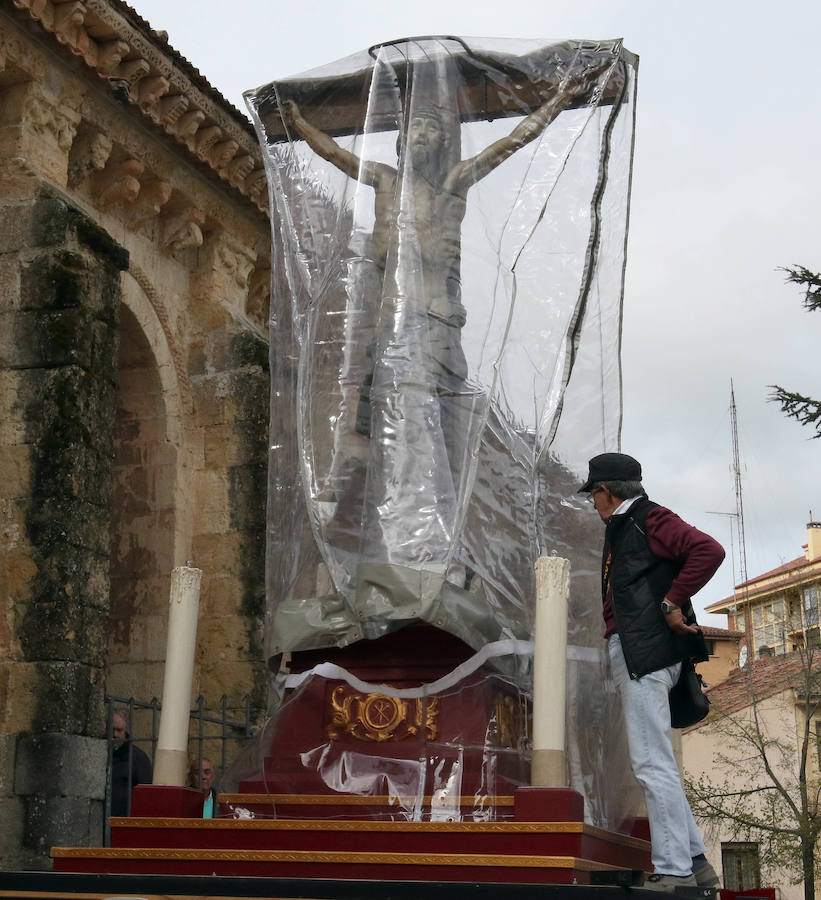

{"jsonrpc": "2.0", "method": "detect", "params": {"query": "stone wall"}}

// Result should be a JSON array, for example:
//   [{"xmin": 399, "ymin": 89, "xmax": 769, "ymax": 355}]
[
  {"xmin": 0, "ymin": 0, "xmax": 273, "ymax": 869},
  {"xmin": 0, "ymin": 187, "xmax": 128, "ymax": 868}
]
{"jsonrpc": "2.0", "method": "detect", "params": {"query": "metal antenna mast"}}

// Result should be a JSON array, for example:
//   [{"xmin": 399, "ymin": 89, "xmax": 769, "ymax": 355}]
[{"xmin": 730, "ymin": 380, "xmax": 754, "ymax": 662}]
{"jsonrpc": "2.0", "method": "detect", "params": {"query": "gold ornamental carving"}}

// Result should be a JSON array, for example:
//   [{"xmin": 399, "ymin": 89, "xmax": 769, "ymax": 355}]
[{"xmin": 329, "ymin": 686, "xmax": 438, "ymax": 742}]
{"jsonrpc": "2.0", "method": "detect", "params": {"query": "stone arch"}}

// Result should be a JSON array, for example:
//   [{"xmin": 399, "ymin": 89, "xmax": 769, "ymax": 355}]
[{"xmin": 106, "ymin": 269, "xmax": 192, "ymax": 699}]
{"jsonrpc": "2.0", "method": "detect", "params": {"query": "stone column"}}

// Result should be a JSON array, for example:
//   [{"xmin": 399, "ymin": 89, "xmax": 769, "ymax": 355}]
[{"xmin": 0, "ymin": 186, "xmax": 128, "ymax": 868}]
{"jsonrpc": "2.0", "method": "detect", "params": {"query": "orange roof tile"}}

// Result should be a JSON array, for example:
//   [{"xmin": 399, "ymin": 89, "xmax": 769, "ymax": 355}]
[{"xmin": 685, "ymin": 651, "xmax": 821, "ymax": 732}]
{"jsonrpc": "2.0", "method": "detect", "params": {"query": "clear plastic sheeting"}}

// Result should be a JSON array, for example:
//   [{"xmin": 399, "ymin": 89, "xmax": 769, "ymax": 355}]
[{"xmin": 243, "ymin": 36, "xmax": 641, "ymax": 829}]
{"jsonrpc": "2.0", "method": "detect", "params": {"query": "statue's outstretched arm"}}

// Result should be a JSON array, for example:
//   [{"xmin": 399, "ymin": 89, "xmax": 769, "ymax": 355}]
[
  {"xmin": 283, "ymin": 100, "xmax": 394, "ymax": 188},
  {"xmin": 449, "ymin": 61, "xmax": 611, "ymax": 190}
]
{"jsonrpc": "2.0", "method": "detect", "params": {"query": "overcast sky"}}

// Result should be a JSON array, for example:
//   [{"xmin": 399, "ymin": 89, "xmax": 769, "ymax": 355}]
[{"xmin": 130, "ymin": 0, "xmax": 820, "ymax": 623}]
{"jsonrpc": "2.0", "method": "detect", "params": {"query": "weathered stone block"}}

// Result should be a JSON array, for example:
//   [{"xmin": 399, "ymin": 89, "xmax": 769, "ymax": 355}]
[
  {"xmin": 0, "ymin": 795, "xmax": 25, "ymax": 871},
  {"xmin": 228, "ymin": 462, "xmax": 267, "ymax": 534},
  {"xmin": 0, "ymin": 307, "xmax": 98, "ymax": 369},
  {"xmin": 0, "ymin": 663, "xmax": 39, "ymax": 734},
  {"xmin": 0, "ymin": 371, "xmax": 28, "ymax": 445},
  {"xmin": 29, "ymin": 192, "xmax": 73, "ymax": 249},
  {"xmin": 128, "ymin": 613, "xmax": 169, "ymax": 663},
  {"xmin": 232, "ymin": 370, "xmax": 269, "ymax": 425},
  {"xmin": 0, "ymin": 196, "xmax": 68, "ymax": 254},
  {"xmin": 23, "ymin": 793, "xmax": 104, "ymax": 861},
  {"xmin": 32, "ymin": 367, "xmax": 116, "ymax": 459},
  {"xmin": 190, "ymin": 531, "xmax": 244, "ymax": 573},
  {"xmin": 0, "ymin": 731, "xmax": 16, "ymax": 795},
  {"xmin": 202, "ymin": 329, "xmax": 268, "ymax": 374},
  {"xmin": 197, "ymin": 615, "xmax": 255, "ymax": 664},
  {"xmin": 19, "ymin": 595, "xmax": 109, "ymax": 666},
  {"xmin": 0, "ymin": 547, "xmax": 38, "ymax": 606},
  {"xmin": 36, "ymin": 552, "xmax": 110, "ymax": 611},
  {"xmin": 192, "ymin": 471, "xmax": 230, "ymax": 532},
  {"xmin": 190, "ymin": 379, "xmax": 230, "ymax": 426},
  {"xmin": 19, "ymin": 250, "xmax": 89, "ymax": 312},
  {"xmin": 27, "ymin": 189, "xmax": 129, "ymax": 274},
  {"xmin": 0, "ymin": 444, "xmax": 32, "ymax": 500},
  {"xmin": 28, "ymin": 497, "xmax": 111, "ymax": 557},
  {"xmin": 14, "ymin": 732, "xmax": 107, "ymax": 799},
  {"xmin": 196, "ymin": 659, "xmax": 265, "ymax": 715},
  {"xmin": 0, "ymin": 254, "xmax": 21, "ymax": 310},
  {"xmin": 106, "ymin": 661, "xmax": 165, "ymax": 704},
  {"xmin": 27, "ymin": 661, "xmax": 105, "ymax": 735},
  {"xmin": 230, "ymin": 330, "xmax": 268, "ymax": 370},
  {"xmin": 199, "ymin": 573, "xmax": 243, "ymax": 615}
]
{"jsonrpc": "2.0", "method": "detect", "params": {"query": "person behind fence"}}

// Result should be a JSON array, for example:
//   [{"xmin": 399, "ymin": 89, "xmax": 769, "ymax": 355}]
[
  {"xmin": 188, "ymin": 756, "xmax": 218, "ymax": 818},
  {"xmin": 110, "ymin": 712, "xmax": 152, "ymax": 817},
  {"xmin": 579, "ymin": 452, "xmax": 724, "ymax": 892}
]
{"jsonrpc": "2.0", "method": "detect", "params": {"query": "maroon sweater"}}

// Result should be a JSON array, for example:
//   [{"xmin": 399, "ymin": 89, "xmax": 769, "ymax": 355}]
[{"xmin": 603, "ymin": 504, "xmax": 725, "ymax": 638}]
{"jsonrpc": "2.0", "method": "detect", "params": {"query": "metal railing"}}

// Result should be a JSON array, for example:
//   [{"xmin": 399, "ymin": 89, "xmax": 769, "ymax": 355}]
[{"xmin": 103, "ymin": 693, "xmax": 254, "ymax": 845}]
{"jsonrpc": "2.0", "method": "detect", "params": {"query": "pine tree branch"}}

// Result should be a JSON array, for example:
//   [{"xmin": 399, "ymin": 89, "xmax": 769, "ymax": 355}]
[
  {"xmin": 781, "ymin": 265, "xmax": 821, "ymax": 312},
  {"xmin": 769, "ymin": 387, "xmax": 821, "ymax": 438}
]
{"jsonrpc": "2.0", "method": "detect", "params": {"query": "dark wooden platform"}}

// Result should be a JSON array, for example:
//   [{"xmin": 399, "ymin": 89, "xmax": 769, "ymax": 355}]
[{"xmin": 1, "ymin": 870, "xmax": 719, "ymax": 900}]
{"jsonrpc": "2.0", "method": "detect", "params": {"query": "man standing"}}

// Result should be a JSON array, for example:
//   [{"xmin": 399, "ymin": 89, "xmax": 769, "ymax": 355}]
[
  {"xmin": 579, "ymin": 452, "xmax": 724, "ymax": 891},
  {"xmin": 109, "ymin": 712, "xmax": 152, "ymax": 817}
]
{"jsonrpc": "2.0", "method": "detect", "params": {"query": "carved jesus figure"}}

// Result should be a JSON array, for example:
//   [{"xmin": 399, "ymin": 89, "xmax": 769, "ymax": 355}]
[
  {"xmin": 283, "ymin": 67, "xmax": 600, "ymax": 423},
  {"xmin": 283, "ymin": 61, "xmax": 607, "ymax": 569}
]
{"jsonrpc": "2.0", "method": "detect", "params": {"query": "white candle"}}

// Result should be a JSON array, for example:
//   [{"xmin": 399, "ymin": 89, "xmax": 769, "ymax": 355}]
[
  {"xmin": 153, "ymin": 565, "xmax": 202, "ymax": 786},
  {"xmin": 531, "ymin": 556, "xmax": 570, "ymax": 786}
]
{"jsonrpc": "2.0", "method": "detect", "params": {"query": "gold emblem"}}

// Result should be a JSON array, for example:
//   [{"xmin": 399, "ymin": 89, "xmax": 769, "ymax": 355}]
[{"xmin": 329, "ymin": 686, "xmax": 438, "ymax": 742}]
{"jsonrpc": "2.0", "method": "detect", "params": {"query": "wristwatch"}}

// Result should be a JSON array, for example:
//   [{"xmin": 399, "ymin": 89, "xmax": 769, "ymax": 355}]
[{"xmin": 661, "ymin": 599, "xmax": 677, "ymax": 615}]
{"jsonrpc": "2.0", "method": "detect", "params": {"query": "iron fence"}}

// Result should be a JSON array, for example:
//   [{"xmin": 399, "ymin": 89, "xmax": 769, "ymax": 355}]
[{"xmin": 103, "ymin": 694, "xmax": 254, "ymax": 845}]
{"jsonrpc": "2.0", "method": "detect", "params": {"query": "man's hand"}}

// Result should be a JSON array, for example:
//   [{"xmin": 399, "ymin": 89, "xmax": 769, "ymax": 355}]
[{"xmin": 663, "ymin": 603, "xmax": 700, "ymax": 636}]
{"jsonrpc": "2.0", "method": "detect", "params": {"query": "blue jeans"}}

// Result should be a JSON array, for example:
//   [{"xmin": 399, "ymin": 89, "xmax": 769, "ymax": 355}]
[{"xmin": 608, "ymin": 634, "xmax": 707, "ymax": 876}]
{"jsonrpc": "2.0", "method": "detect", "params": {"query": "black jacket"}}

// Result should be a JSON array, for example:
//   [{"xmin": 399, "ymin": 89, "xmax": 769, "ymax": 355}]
[
  {"xmin": 110, "ymin": 741, "xmax": 152, "ymax": 816},
  {"xmin": 605, "ymin": 498, "xmax": 709, "ymax": 678}
]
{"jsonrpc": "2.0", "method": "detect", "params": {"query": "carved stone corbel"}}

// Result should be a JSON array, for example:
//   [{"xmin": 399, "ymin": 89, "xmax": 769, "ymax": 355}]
[
  {"xmin": 93, "ymin": 157, "xmax": 144, "ymax": 211},
  {"xmin": 194, "ymin": 125, "xmax": 222, "ymax": 160},
  {"xmin": 210, "ymin": 139, "xmax": 238, "ymax": 171},
  {"xmin": 115, "ymin": 57, "xmax": 150, "ymax": 89},
  {"xmin": 67, "ymin": 128, "xmax": 113, "ymax": 186},
  {"xmin": 156, "ymin": 93, "xmax": 189, "ymax": 127},
  {"xmin": 226, "ymin": 154, "xmax": 255, "ymax": 187},
  {"xmin": 127, "ymin": 179, "xmax": 172, "ymax": 233},
  {"xmin": 137, "ymin": 75, "xmax": 170, "ymax": 114},
  {"xmin": 247, "ymin": 266, "xmax": 272, "ymax": 328},
  {"xmin": 13, "ymin": 0, "xmax": 54, "ymax": 29},
  {"xmin": 162, "ymin": 207, "xmax": 205, "ymax": 256},
  {"xmin": 52, "ymin": 1, "xmax": 86, "ymax": 47},
  {"xmin": 96, "ymin": 39, "xmax": 130, "ymax": 74},
  {"xmin": 215, "ymin": 235, "xmax": 256, "ymax": 290},
  {"xmin": 174, "ymin": 109, "xmax": 205, "ymax": 145},
  {"xmin": 21, "ymin": 83, "xmax": 80, "ymax": 153},
  {"xmin": 244, "ymin": 169, "xmax": 268, "ymax": 205}
]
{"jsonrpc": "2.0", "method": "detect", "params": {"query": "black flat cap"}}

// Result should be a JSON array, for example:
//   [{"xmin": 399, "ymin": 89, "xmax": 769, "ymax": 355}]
[{"xmin": 578, "ymin": 452, "xmax": 642, "ymax": 493}]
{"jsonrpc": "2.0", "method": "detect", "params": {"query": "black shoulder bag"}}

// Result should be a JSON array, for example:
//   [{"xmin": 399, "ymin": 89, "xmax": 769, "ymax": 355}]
[{"xmin": 669, "ymin": 658, "xmax": 710, "ymax": 728}]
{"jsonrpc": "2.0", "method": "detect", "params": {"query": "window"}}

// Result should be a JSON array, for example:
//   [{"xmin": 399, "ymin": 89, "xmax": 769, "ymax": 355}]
[
  {"xmin": 803, "ymin": 584, "xmax": 820, "ymax": 627},
  {"xmin": 721, "ymin": 842, "xmax": 760, "ymax": 891},
  {"xmin": 704, "ymin": 639, "xmax": 715, "ymax": 656},
  {"xmin": 752, "ymin": 597, "xmax": 788, "ymax": 656}
]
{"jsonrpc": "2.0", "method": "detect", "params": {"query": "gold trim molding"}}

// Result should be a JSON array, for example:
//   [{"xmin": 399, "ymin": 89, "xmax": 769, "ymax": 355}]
[{"xmin": 51, "ymin": 846, "xmax": 622, "ymax": 871}]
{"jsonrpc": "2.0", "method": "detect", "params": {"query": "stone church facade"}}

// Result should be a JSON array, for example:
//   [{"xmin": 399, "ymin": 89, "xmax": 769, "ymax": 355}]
[{"xmin": 0, "ymin": 0, "xmax": 273, "ymax": 868}]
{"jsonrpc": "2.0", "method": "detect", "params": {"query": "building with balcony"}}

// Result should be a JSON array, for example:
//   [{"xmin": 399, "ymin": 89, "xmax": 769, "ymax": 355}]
[{"xmin": 705, "ymin": 522, "xmax": 821, "ymax": 665}]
